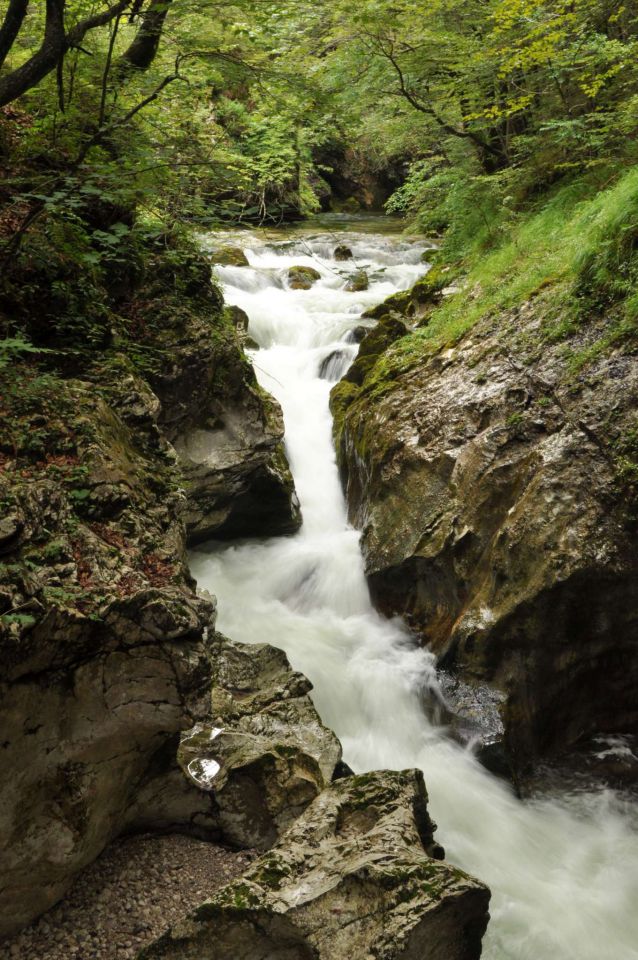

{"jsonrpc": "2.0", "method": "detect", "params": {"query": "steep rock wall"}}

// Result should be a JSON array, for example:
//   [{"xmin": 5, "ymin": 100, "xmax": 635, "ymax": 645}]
[{"xmin": 331, "ymin": 287, "xmax": 638, "ymax": 773}]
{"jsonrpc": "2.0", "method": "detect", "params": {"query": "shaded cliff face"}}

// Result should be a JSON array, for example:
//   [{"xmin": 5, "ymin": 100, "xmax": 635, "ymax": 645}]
[
  {"xmin": 331, "ymin": 287, "xmax": 638, "ymax": 773},
  {"xmin": 0, "ymin": 368, "xmax": 217, "ymax": 938},
  {"xmin": 0, "ymin": 241, "xmax": 300, "ymax": 937}
]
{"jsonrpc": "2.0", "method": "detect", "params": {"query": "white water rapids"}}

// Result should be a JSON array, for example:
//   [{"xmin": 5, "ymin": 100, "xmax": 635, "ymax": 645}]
[{"xmin": 191, "ymin": 216, "xmax": 638, "ymax": 960}]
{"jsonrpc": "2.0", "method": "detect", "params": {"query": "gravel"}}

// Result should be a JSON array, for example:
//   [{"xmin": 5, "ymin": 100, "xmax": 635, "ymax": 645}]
[{"xmin": 2, "ymin": 833, "xmax": 255, "ymax": 959}]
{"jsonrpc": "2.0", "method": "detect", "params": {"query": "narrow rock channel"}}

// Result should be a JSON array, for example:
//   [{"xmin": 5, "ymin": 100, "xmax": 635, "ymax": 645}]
[{"xmin": 190, "ymin": 215, "xmax": 638, "ymax": 960}]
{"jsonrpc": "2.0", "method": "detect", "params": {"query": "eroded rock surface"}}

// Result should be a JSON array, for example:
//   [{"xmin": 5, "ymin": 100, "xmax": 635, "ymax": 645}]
[
  {"xmin": 0, "ymin": 373, "xmax": 217, "ymax": 939},
  {"xmin": 152, "ymin": 292, "xmax": 300, "ymax": 543},
  {"xmin": 180, "ymin": 636, "xmax": 343, "ymax": 849},
  {"xmin": 0, "ymin": 246, "xmax": 298, "ymax": 937},
  {"xmin": 332, "ymin": 289, "xmax": 638, "ymax": 773},
  {"xmin": 139, "ymin": 768, "xmax": 490, "ymax": 960}
]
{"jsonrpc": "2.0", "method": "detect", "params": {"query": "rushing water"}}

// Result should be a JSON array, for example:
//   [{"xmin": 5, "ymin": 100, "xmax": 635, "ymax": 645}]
[{"xmin": 191, "ymin": 216, "xmax": 638, "ymax": 960}]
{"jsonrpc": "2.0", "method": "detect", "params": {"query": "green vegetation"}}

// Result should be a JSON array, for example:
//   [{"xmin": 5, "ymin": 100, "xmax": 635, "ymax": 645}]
[{"xmin": 1, "ymin": 0, "xmax": 637, "ymax": 528}]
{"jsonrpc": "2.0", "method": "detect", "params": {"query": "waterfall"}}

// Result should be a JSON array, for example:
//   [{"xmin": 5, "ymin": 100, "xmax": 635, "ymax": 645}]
[{"xmin": 191, "ymin": 216, "xmax": 638, "ymax": 960}]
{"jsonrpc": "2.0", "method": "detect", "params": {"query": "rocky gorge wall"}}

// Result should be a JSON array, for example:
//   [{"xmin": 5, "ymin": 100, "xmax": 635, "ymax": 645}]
[
  {"xmin": 0, "ymin": 227, "xmax": 494, "ymax": 958},
  {"xmin": 0, "ymin": 238, "xmax": 300, "ymax": 936},
  {"xmin": 331, "ymin": 274, "xmax": 638, "ymax": 779}
]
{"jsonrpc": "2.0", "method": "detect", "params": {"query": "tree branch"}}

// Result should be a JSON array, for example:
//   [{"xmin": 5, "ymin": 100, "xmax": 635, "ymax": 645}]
[
  {"xmin": 373, "ymin": 34, "xmax": 504, "ymax": 162},
  {"xmin": 0, "ymin": 0, "xmax": 29, "ymax": 68},
  {"xmin": 0, "ymin": 0, "xmax": 134, "ymax": 107}
]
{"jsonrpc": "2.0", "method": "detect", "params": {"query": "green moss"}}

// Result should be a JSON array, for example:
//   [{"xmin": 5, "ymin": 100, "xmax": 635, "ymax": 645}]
[
  {"xmin": 287, "ymin": 265, "xmax": 322, "ymax": 289},
  {"xmin": 210, "ymin": 245, "xmax": 249, "ymax": 267},
  {"xmin": 612, "ymin": 425, "xmax": 638, "ymax": 517},
  {"xmin": 251, "ymin": 853, "xmax": 293, "ymax": 891}
]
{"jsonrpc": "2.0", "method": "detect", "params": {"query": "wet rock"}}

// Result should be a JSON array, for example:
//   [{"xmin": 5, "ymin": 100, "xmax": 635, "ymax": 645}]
[
  {"xmin": 362, "ymin": 265, "xmax": 451, "ymax": 321},
  {"xmin": 175, "ymin": 389, "xmax": 301, "ymax": 543},
  {"xmin": 145, "ymin": 282, "xmax": 300, "ymax": 543},
  {"xmin": 345, "ymin": 269, "xmax": 369, "ymax": 292},
  {"xmin": 331, "ymin": 283, "xmax": 638, "ymax": 774},
  {"xmin": 438, "ymin": 674, "xmax": 515, "ymax": 784},
  {"xmin": 287, "ymin": 265, "xmax": 322, "ymax": 290},
  {"xmin": 140, "ymin": 769, "xmax": 490, "ymax": 960},
  {"xmin": 345, "ymin": 324, "xmax": 369, "ymax": 343},
  {"xmin": 0, "ymin": 375, "xmax": 219, "ymax": 938},
  {"xmin": 334, "ymin": 244, "xmax": 353, "ymax": 261},
  {"xmin": 225, "ymin": 305, "xmax": 250, "ymax": 336},
  {"xmin": 210, "ymin": 246, "xmax": 249, "ymax": 267},
  {"xmin": 338, "ymin": 315, "xmax": 408, "ymax": 389},
  {"xmin": 180, "ymin": 636, "xmax": 342, "ymax": 849}
]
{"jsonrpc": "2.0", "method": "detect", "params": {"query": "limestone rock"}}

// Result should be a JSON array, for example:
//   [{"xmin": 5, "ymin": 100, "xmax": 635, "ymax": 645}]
[
  {"xmin": 287, "ymin": 265, "xmax": 322, "ymax": 290},
  {"xmin": 345, "ymin": 269, "xmax": 369, "ymax": 292},
  {"xmin": 331, "ymin": 287, "xmax": 638, "ymax": 774},
  {"xmin": 174, "ymin": 387, "xmax": 301, "ymax": 543},
  {"xmin": 210, "ymin": 246, "xmax": 249, "ymax": 267},
  {"xmin": 139, "ymin": 768, "xmax": 490, "ymax": 960},
  {"xmin": 0, "ymin": 375, "xmax": 218, "ymax": 939},
  {"xmin": 179, "ymin": 636, "xmax": 343, "ymax": 849},
  {"xmin": 142, "ymin": 275, "xmax": 300, "ymax": 543}
]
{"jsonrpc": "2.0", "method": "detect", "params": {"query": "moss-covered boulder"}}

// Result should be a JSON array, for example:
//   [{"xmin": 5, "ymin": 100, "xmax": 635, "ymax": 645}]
[
  {"xmin": 287, "ymin": 265, "xmax": 322, "ymax": 290},
  {"xmin": 362, "ymin": 264, "xmax": 452, "ymax": 321},
  {"xmin": 334, "ymin": 244, "xmax": 353, "ymax": 261},
  {"xmin": 139, "ymin": 769, "xmax": 490, "ymax": 960},
  {"xmin": 210, "ymin": 245, "xmax": 249, "ymax": 267},
  {"xmin": 179, "ymin": 636, "xmax": 343, "ymax": 849},
  {"xmin": 345, "ymin": 269, "xmax": 369, "ymax": 292}
]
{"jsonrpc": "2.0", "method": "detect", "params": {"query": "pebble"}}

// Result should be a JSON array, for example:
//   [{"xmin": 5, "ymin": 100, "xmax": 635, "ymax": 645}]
[{"xmin": 2, "ymin": 833, "xmax": 255, "ymax": 959}]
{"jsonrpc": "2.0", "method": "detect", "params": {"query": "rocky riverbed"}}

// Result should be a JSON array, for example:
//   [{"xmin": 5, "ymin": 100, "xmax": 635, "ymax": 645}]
[{"xmin": 2, "ymin": 834, "xmax": 254, "ymax": 960}]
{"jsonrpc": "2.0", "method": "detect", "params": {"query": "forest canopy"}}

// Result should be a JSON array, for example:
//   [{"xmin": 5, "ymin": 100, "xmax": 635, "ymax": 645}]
[{"xmin": 0, "ymin": 0, "xmax": 637, "ymax": 332}]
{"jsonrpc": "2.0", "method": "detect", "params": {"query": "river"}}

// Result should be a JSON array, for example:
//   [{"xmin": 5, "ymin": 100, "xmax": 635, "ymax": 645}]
[{"xmin": 190, "ymin": 215, "xmax": 638, "ymax": 960}]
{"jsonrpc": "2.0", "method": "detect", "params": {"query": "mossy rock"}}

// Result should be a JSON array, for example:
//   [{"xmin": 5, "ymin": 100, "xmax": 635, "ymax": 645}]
[
  {"xmin": 345, "ymin": 270, "xmax": 369, "ymax": 292},
  {"xmin": 287, "ymin": 266, "xmax": 322, "ymax": 290},
  {"xmin": 334, "ymin": 244, "xmax": 353, "ymax": 261},
  {"xmin": 225, "ymin": 305, "xmax": 250, "ymax": 333},
  {"xmin": 211, "ymin": 246, "xmax": 249, "ymax": 267}
]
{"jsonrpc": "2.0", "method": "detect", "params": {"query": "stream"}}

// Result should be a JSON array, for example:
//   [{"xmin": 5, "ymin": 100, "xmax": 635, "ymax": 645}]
[{"xmin": 190, "ymin": 215, "xmax": 638, "ymax": 960}]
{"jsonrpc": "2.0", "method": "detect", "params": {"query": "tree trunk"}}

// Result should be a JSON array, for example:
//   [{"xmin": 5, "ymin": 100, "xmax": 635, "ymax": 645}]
[
  {"xmin": 0, "ymin": 0, "xmax": 134, "ymax": 107},
  {"xmin": 0, "ymin": 0, "xmax": 29, "ymax": 68},
  {"xmin": 119, "ymin": 0, "xmax": 172, "ymax": 71}
]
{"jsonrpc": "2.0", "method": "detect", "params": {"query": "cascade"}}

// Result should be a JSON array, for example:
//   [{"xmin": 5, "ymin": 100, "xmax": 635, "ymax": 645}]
[{"xmin": 191, "ymin": 216, "xmax": 638, "ymax": 960}]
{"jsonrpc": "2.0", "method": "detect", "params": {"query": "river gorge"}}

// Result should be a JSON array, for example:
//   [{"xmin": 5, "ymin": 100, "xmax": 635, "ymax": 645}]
[{"xmin": 190, "ymin": 216, "xmax": 638, "ymax": 960}]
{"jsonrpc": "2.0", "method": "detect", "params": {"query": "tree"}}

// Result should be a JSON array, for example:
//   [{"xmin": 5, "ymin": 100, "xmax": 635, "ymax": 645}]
[{"xmin": 0, "ymin": 0, "xmax": 175, "ymax": 107}]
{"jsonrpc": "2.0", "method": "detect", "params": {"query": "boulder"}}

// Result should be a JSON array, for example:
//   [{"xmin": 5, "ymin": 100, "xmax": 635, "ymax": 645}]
[
  {"xmin": 345, "ymin": 324, "xmax": 369, "ymax": 343},
  {"xmin": 225, "ymin": 304, "xmax": 250, "ymax": 336},
  {"xmin": 210, "ymin": 246, "xmax": 249, "ymax": 267},
  {"xmin": 331, "ymin": 285, "xmax": 638, "ymax": 775},
  {"xmin": 139, "ymin": 769, "xmax": 490, "ymax": 960},
  {"xmin": 287, "ymin": 265, "xmax": 322, "ymax": 290},
  {"xmin": 174, "ymin": 387, "xmax": 301, "ymax": 543},
  {"xmin": 140, "ymin": 274, "xmax": 300, "ymax": 544},
  {"xmin": 179, "ymin": 635, "xmax": 343, "ymax": 850},
  {"xmin": 345, "ymin": 269, "xmax": 369, "ymax": 292},
  {"xmin": 334, "ymin": 244, "xmax": 353, "ymax": 261}
]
